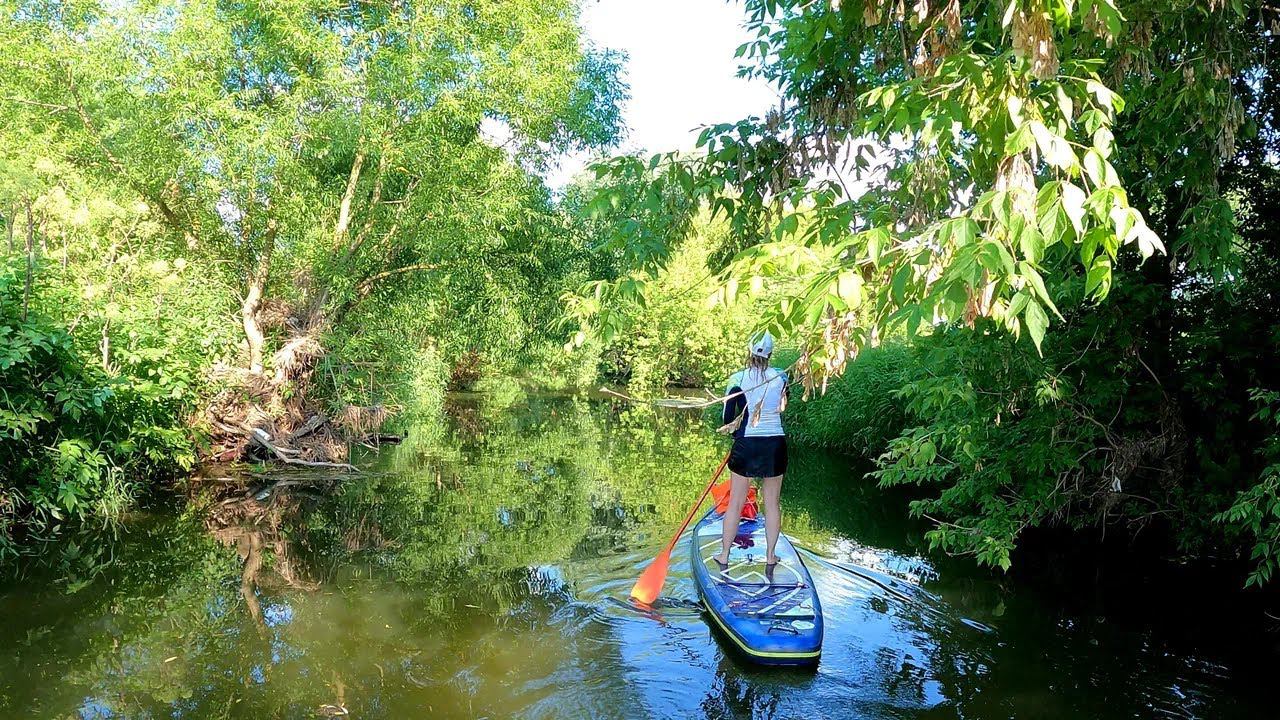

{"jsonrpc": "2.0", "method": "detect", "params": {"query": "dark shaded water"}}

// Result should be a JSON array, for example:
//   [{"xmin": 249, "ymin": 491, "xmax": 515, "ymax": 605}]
[{"xmin": 1, "ymin": 391, "xmax": 1275, "ymax": 718}]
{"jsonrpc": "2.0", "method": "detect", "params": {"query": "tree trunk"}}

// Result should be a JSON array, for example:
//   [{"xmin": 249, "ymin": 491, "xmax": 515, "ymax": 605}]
[
  {"xmin": 306, "ymin": 149, "xmax": 369, "ymax": 320},
  {"xmin": 334, "ymin": 150, "xmax": 365, "ymax": 246},
  {"xmin": 242, "ymin": 272, "xmax": 267, "ymax": 376},
  {"xmin": 22, "ymin": 199, "xmax": 34, "ymax": 321},
  {"xmin": 242, "ymin": 219, "xmax": 276, "ymax": 375}
]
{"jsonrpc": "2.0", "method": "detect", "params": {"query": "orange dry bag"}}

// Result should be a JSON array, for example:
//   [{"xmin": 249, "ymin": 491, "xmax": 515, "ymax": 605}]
[{"xmin": 710, "ymin": 480, "xmax": 758, "ymax": 520}]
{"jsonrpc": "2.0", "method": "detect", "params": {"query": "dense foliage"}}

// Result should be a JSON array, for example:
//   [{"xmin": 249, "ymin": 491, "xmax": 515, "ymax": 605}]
[
  {"xmin": 569, "ymin": 1, "xmax": 1280, "ymax": 585},
  {"xmin": 0, "ymin": 258, "xmax": 201, "ymax": 552},
  {"xmin": 589, "ymin": 212, "xmax": 767, "ymax": 390},
  {"xmin": 0, "ymin": 0, "xmax": 623, "ymax": 539}
]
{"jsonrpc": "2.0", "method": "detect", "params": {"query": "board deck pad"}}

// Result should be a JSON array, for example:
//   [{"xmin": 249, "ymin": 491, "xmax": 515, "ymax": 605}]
[{"xmin": 691, "ymin": 509, "xmax": 823, "ymax": 665}]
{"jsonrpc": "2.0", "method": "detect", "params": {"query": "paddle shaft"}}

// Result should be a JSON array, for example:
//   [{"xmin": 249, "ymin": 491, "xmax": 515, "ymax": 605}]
[
  {"xmin": 662, "ymin": 452, "xmax": 730, "ymax": 555},
  {"xmin": 629, "ymin": 451, "xmax": 732, "ymax": 604}
]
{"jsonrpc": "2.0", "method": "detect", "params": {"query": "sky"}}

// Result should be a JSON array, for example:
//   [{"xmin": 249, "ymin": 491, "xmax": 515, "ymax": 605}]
[{"xmin": 543, "ymin": 0, "xmax": 780, "ymax": 188}]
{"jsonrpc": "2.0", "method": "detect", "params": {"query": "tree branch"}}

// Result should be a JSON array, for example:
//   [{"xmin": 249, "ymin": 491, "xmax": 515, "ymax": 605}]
[
  {"xmin": 331, "ymin": 261, "xmax": 441, "ymax": 323},
  {"xmin": 347, "ymin": 175, "xmax": 419, "ymax": 264},
  {"xmin": 1, "ymin": 96, "xmax": 70, "ymax": 113},
  {"xmin": 64, "ymin": 66, "xmax": 198, "ymax": 247},
  {"xmin": 334, "ymin": 149, "xmax": 366, "ymax": 245},
  {"xmin": 348, "ymin": 152, "xmax": 389, "ymax": 256},
  {"xmin": 353, "ymin": 262, "xmax": 440, "ymax": 298}
]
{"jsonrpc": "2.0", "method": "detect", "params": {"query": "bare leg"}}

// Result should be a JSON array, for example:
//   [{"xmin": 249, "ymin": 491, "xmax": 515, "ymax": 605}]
[
  {"xmin": 714, "ymin": 472, "xmax": 751, "ymax": 565},
  {"xmin": 761, "ymin": 474, "xmax": 783, "ymax": 564}
]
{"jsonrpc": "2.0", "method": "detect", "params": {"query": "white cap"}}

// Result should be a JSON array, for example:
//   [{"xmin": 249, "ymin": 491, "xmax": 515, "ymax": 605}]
[{"xmin": 749, "ymin": 331, "xmax": 774, "ymax": 358}]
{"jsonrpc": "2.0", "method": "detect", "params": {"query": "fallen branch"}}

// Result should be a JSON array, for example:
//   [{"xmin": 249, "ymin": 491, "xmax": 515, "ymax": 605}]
[
  {"xmin": 288, "ymin": 413, "xmax": 329, "ymax": 442},
  {"xmin": 250, "ymin": 428, "xmax": 357, "ymax": 472}
]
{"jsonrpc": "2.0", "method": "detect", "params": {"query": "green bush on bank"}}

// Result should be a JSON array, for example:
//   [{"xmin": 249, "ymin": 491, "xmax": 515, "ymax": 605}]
[
  {"xmin": 1213, "ymin": 391, "xmax": 1280, "ymax": 588},
  {"xmin": 0, "ymin": 259, "xmax": 202, "ymax": 554},
  {"xmin": 594, "ymin": 215, "xmax": 766, "ymax": 392}
]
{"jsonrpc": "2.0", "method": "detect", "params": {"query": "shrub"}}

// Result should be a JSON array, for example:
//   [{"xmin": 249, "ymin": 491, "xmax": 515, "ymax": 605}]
[
  {"xmin": 0, "ymin": 258, "xmax": 199, "ymax": 553},
  {"xmin": 595, "ymin": 215, "xmax": 765, "ymax": 391},
  {"xmin": 1214, "ymin": 390, "xmax": 1280, "ymax": 588}
]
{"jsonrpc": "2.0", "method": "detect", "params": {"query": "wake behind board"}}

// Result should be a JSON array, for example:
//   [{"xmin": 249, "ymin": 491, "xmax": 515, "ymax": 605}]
[{"xmin": 691, "ymin": 508, "xmax": 823, "ymax": 666}]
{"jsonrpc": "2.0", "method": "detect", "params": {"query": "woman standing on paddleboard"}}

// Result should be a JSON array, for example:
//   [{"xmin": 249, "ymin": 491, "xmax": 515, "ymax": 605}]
[{"xmin": 714, "ymin": 331, "xmax": 788, "ymax": 567}]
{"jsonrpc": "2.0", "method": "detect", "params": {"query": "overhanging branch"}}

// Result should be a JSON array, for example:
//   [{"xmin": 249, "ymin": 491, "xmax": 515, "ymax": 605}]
[{"xmin": 64, "ymin": 66, "xmax": 198, "ymax": 247}]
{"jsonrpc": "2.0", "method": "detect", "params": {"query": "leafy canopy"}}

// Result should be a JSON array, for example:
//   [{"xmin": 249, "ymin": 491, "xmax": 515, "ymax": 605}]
[{"xmin": 574, "ymin": 0, "xmax": 1260, "ymax": 395}]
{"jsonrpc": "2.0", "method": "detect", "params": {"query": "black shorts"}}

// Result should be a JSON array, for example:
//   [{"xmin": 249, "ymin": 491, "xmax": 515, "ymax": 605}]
[{"xmin": 728, "ymin": 435, "xmax": 788, "ymax": 478}]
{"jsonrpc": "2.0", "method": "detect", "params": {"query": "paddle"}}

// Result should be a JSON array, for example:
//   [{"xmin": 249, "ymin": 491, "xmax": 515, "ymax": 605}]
[{"xmin": 630, "ymin": 452, "xmax": 731, "ymax": 606}]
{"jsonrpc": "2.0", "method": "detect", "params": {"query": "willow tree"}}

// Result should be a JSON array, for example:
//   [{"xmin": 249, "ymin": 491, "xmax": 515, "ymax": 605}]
[{"xmin": 2, "ymin": 0, "xmax": 622, "ymax": 459}]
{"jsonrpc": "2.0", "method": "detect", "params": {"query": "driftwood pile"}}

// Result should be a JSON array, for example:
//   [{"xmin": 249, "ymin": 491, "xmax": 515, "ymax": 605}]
[{"xmin": 199, "ymin": 317, "xmax": 400, "ymax": 468}]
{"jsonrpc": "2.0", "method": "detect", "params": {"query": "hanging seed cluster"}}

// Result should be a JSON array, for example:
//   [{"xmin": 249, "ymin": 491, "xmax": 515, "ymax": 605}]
[
  {"xmin": 860, "ymin": 0, "xmax": 962, "ymax": 77},
  {"xmin": 1012, "ymin": 3, "xmax": 1059, "ymax": 80},
  {"xmin": 911, "ymin": 0, "xmax": 963, "ymax": 76},
  {"xmin": 796, "ymin": 307, "xmax": 867, "ymax": 400},
  {"xmin": 964, "ymin": 272, "xmax": 998, "ymax": 329},
  {"xmin": 1114, "ymin": 20, "xmax": 1154, "ymax": 82},
  {"xmin": 995, "ymin": 153, "xmax": 1036, "ymax": 220}
]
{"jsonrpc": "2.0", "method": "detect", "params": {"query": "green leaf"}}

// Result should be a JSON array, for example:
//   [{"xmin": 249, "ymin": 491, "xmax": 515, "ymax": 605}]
[
  {"xmin": 942, "ymin": 217, "xmax": 977, "ymax": 248},
  {"xmin": 1008, "ymin": 290, "xmax": 1031, "ymax": 317},
  {"xmin": 1030, "ymin": 121, "xmax": 1076, "ymax": 170},
  {"xmin": 836, "ymin": 271, "xmax": 864, "ymax": 306},
  {"xmin": 1006, "ymin": 95, "xmax": 1025, "ymax": 125},
  {"xmin": 1083, "ymin": 149, "xmax": 1113, "ymax": 188},
  {"xmin": 1080, "ymin": 108, "xmax": 1105, "ymax": 135},
  {"xmin": 1019, "ymin": 225, "xmax": 1045, "ymax": 264},
  {"xmin": 1086, "ymin": 78, "xmax": 1123, "ymax": 114},
  {"xmin": 1085, "ymin": 256, "xmax": 1112, "ymax": 297},
  {"xmin": 1005, "ymin": 123, "xmax": 1034, "ymax": 155},
  {"xmin": 1110, "ymin": 205, "xmax": 1136, "ymax": 243},
  {"xmin": 865, "ymin": 228, "xmax": 888, "ymax": 264},
  {"xmin": 881, "ymin": 86, "xmax": 897, "ymax": 110},
  {"xmin": 1093, "ymin": 126, "xmax": 1114, "ymax": 159},
  {"xmin": 890, "ymin": 264, "xmax": 912, "ymax": 304},
  {"xmin": 1132, "ymin": 221, "xmax": 1166, "ymax": 259},
  {"xmin": 1025, "ymin": 299, "xmax": 1048, "ymax": 354},
  {"xmin": 985, "ymin": 240, "xmax": 1017, "ymax": 276},
  {"xmin": 1002, "ymin": 0, "xmax": 1019, "ymax": 28},
  {"xmin": 918, "ymin": 440, "xmax": 937, "ymax": 465},
  {"xmin": 1080, "ymin": 226, "xmax": 1106, "ymax": 264},
  {"xmin": 1019, "ymin": 262, "xmax": 1062, "ymax": 319},
  {"xmin": 1054, "ymin": 84, "xmax": 1074, "ymax": 121},
  {"xmin": 1062, "ymin": 182, "xmax": 1087, "ymax": 235},
  {"xmin": 777, "ymin": 213, "xmax": 799, "ymax": 237}
]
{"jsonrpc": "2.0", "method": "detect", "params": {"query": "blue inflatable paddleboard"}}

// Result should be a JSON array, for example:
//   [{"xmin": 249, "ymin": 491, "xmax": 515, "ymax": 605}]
[{"xmin": 690, "ymin": 508, "xmax": 823, "ymax": 666}]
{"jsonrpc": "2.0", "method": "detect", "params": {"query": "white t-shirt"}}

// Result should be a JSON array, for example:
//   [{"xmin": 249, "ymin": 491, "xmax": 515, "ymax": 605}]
[{"xmin": 726, "ymin": 367, "xmax": 787, "ymax": 437}]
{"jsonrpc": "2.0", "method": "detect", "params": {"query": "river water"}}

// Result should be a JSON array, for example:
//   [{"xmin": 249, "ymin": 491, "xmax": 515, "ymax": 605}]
[{"xmin": 1, "ymin": 391, "xmax": 1275, "ymax": 718}]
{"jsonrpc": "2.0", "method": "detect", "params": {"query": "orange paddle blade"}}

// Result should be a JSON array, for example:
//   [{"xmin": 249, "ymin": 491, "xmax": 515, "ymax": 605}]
[
  {"xmin": 629, "ymin": 453, "xmax": 730, "ymax": 606},
  {"xmin": 629, "ymin": 550, "xmax": 673, "ymax": 605}
]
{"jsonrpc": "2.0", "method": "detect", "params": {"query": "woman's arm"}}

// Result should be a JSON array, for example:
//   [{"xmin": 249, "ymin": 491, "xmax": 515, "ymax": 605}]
[{"xmin": 723, "ymin": 381, "xmax": 746, "ymax": 426}]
